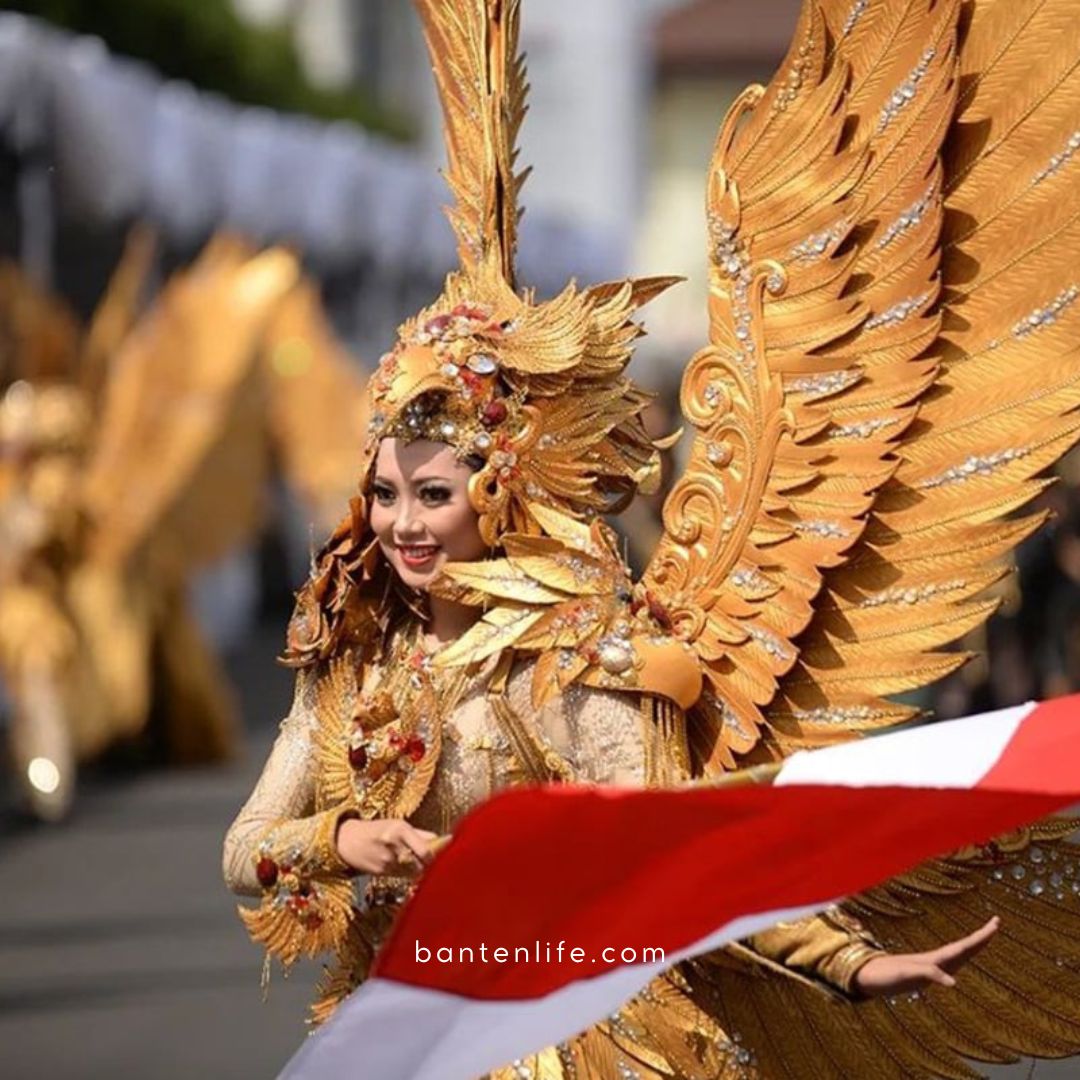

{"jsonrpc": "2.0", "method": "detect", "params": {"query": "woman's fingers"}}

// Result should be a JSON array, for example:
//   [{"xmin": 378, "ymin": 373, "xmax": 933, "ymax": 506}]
[
  {"xmin": 336, "ymin": 819, "xmax": 444, "ymax": 875},
  {"xmin": 378, "ymin": 822, "xmax": 438, "ymax": 872},
  {"xmin": 394, "ymin": 823, "xmax": 436, "ymax": 862},
  {"xmin": 402, "ymin": 831, "xmax": 434, "ymax": 864},
  {"xmin": 933, "ymin": 916, "xmax": 1000, "ymax": 972},
  {"xmin": 888, "ymin": 960, "xmax": 954, "ymax": 992},
  {"xmin": 921, "ymin": 963, "xmax": 957, "ymax": 988}
]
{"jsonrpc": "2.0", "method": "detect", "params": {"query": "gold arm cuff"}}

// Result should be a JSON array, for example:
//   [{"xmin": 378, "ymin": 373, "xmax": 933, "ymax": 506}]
[
  {"xmin": 313, "ymin": 805, "xmax": 359, "ymax": 877},
  {"xmin": 238, "ymin": 875, "xmax": 354, "ymax": 971},
  {"xmin": 239, "ymin": 810, "xmax": 358, "ymax": 971},
  {"xmin": 823, "ymin": 942, "xmax": 885, "ymax": 996}
]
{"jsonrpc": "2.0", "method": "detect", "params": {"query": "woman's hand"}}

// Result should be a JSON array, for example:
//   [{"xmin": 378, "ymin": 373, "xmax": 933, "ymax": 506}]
[
  {"xmin": 335, "ymin": 818, "xmax": 438, "ymax": 876},
  {"xmin": 853, "ymin": 916, "xmax": 999, "ymax": 998}
]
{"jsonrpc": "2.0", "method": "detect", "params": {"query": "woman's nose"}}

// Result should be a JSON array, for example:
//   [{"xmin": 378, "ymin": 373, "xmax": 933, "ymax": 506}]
[{"xmin": 394, "ymin": 500, "xmax": 424, "ymax": 536}]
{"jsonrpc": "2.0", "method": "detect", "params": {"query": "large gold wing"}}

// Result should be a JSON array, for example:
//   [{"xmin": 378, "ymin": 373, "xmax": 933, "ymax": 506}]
[
  {"xmin": 80, "ymin": 236, "xmax": 299, "ymax": 570},
  {"xmin": 643, "ymin": 0, "xmax": 1080, "ymax": 773},
  {"xmin": 259, "ymin": 280, "xmax": 369, "ymax": 533},
  {"xmin": 677, "ymin": 821, "xmax": 1080, "ymax": 1079}
]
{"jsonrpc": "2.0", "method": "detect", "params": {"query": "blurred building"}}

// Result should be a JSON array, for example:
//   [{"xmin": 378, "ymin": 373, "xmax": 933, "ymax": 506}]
[{"xmin": 234, "ymin": 0, "xmax": 684, "ymax": 272}]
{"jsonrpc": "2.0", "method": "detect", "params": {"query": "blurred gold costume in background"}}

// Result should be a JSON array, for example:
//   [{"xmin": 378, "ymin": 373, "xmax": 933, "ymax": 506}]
[
  {"xmin": 0, "ymin": 232, "xmax": 367, "ymax": 821},
  {"xmin": 225, "ymin": 0, "xmax": 1080, "ymax": 1076}
]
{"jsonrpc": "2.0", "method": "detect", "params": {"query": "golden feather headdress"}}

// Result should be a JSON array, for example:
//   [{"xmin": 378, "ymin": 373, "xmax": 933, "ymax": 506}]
[{"xmin": 355, "ymin": 0, "xmax": 677, "ymax": 547}]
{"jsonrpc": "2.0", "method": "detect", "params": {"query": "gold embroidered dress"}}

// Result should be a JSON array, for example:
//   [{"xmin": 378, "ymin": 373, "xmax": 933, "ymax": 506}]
[{"xmin": 224, "ymin": 626, "xmax": 881, "ymax": 1061}]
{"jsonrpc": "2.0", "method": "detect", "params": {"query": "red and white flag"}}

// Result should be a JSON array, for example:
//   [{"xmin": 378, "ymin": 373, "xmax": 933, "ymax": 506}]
[{"xmin": 282, "ymin": 696, "xmax": 1080, "ymax": 1080}]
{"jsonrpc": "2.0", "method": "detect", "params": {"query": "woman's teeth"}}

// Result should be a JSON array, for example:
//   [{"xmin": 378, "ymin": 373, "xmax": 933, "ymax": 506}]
[{"xmin": 399, "ymin": 545, "xmax": 440, "ymax": 566}]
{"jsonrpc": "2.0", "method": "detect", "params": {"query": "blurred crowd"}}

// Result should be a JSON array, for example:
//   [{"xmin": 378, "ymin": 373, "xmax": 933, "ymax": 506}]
[{"xmin": 929, "ymin": 455, "xmax": 1080, "ymax": 719}]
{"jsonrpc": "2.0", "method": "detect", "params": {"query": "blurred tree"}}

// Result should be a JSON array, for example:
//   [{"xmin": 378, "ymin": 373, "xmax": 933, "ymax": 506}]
[{"xmin": 4, "ymin": 0, "xmax": 411, "ymax": 138}]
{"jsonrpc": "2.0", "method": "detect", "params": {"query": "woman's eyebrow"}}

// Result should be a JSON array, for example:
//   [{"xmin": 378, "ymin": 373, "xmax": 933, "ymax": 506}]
[
  {"xmin": 372, "ymin": 476, "xmax": 398, "ymax": 487},
  {"xmin": 411, "ymin": 475, "xmax": 453, "ymax": 485}
]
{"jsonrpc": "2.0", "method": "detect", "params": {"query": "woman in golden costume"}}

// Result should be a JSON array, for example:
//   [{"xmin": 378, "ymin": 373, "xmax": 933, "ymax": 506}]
[
  {"xmin": 0, "ymin": 234, "xmax": 366, "ymax": 822},
  {"xmin": 226, "ymin": 0, "xmax": 1080, "ymax": 1074}
]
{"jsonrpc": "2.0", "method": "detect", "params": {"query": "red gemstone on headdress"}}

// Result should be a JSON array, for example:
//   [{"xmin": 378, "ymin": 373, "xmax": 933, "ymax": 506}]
[
  {"xmin": 256, "ymin": 857, "xmax": 279, "ymax": 888},
  {"xmin": 388, "ymin": 731, "xmax": 406, "ymax": 751},
  {"xmin": 348, "ymin": 744, "xmax": 368, "ymax": 770},
  {"xmin": 425, "ymin": 314, "xmax": 453, "ymax": 336},
  {"xmin": 481, "ymin": 400, "xmax": 509, "ymax": 427},
  {"xmin": 405, "ymin": 736, "xmax": 426, "ymax": 763},
  {"xmin": 451, "ymin": 303, "xmax": 488, "ymax": 321}
]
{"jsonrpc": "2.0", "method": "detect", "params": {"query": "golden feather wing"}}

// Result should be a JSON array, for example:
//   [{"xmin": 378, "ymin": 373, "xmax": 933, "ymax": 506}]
[
  {"xmin": 0, "ymin": 261, "xmax": 81, "ymax": 383},
  {"xmin": 643, "ymin": 0, "xmax": 1080, "ymax": 773},
  {"xmin": 259, "ymin": 280, "xmax": 369, "ymax": 534},
  {"xmin": 80, "ymin": 238, "xmax": 299, "ymax": 570},
  {"xmin": 78, "ymin": 226, "xmax": 156, "ymax": 405},
  {"xmin": 675, "ymin": 820, "xmax": 1080, "ymax": 1079}
]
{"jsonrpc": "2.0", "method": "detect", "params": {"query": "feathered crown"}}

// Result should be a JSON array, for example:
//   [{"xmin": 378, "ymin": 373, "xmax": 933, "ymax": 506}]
[{"xmin": 357, "ymin": 0, "xmax": 678, "ymax": 546}]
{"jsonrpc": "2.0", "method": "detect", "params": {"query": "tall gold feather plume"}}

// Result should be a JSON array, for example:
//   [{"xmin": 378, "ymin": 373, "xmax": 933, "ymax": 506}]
[{"xmin": 413, "ymin": 0, "xmax": 530, "ymax": 287}]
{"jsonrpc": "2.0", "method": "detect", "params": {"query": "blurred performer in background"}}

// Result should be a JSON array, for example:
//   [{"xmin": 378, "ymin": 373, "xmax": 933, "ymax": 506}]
[
  {"xmin": 0, "ymin": 232, "xmax": 367, "ymax": 822},
  {"xmin": 226, "ymin": 0, "xmax": 1080, "ymax": 1076}
]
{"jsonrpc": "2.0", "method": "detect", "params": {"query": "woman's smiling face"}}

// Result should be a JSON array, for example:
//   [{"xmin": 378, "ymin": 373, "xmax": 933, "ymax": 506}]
[{"xmin": 369, "ymin": 438, "xmax": 487, "ymax": 590}]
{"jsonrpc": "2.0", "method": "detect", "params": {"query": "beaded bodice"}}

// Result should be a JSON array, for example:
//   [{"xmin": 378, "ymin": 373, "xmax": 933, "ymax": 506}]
[{"xmin": 222, "ymin": 633, "xmax": 650, "ymax": 898}]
